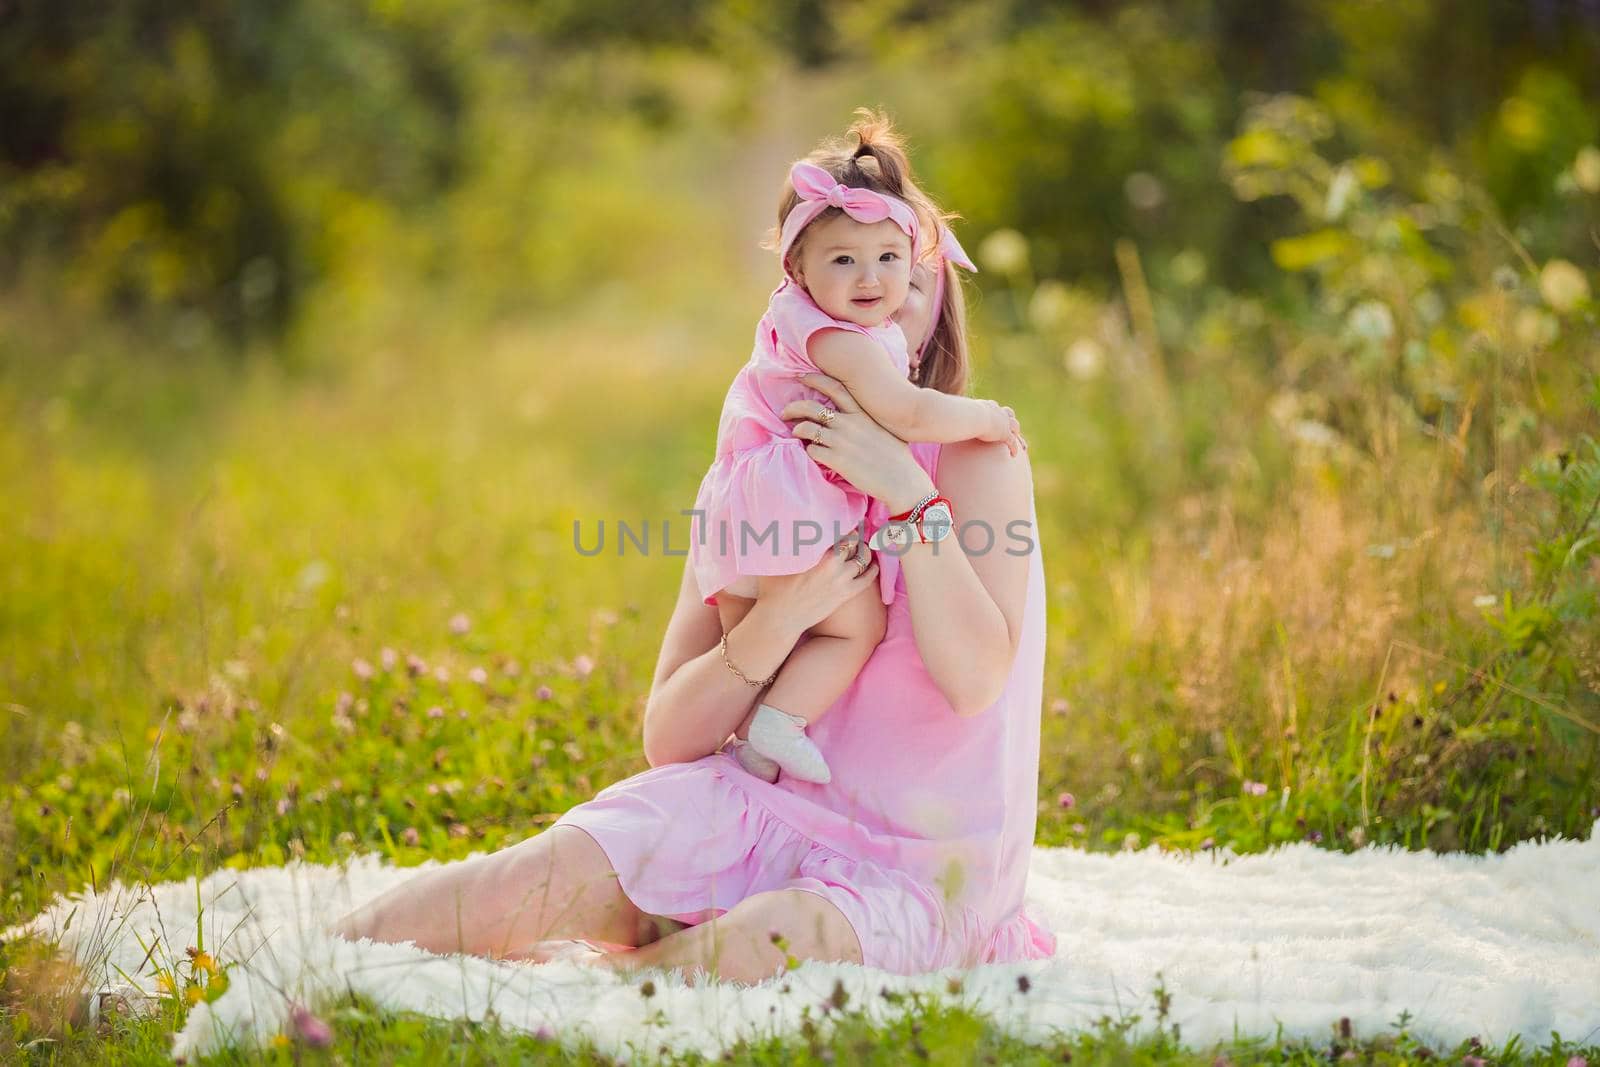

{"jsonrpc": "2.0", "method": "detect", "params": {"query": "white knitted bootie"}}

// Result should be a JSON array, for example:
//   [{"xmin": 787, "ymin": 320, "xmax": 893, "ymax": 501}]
[{"xmin": 745, "ymin": 703, "xmax": 832, "ymax": 784}]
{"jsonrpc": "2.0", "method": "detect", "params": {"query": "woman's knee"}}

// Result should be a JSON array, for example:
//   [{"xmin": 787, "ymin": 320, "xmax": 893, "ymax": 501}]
[
  {"xmin": 508, "ymin": 826, "xmax": 647, "ymax": 935},
  {"xmin": 331, "ymin": 825, "xmax": 647, "ymax": 955}
]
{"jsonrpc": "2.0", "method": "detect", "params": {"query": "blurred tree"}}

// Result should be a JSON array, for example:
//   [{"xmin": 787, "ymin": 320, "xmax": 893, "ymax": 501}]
[
  {"xmin": 1, "ymin": 0, "xmax": 1595, "ymax": 349},
  {"xmin": 0, "ymin": 0, "xmax": 463, "ymax": 342},
  {"xmin": 895, "ymin": 0, "xmax": 1598, "ymax": 297}
]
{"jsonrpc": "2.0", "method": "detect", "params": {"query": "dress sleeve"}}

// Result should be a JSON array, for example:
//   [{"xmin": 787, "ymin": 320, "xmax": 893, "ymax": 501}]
[{"xmin": 767, "ymin": 281, "xmax": 875, "ymax": 371}]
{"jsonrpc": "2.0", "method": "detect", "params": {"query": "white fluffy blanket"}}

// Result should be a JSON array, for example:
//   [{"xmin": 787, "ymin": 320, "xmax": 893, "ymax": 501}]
[{"xmin": 10, "ymin": 825, "xmax": 1599, "ymax": 1061}]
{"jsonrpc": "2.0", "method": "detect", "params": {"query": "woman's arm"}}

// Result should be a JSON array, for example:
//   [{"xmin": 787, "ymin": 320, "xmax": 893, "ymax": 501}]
[
  {"xmin": 640, "ymin": 563, "xmax": 797, "ymax": 767},
  {"xmin": 781, "ymin": 374, "xmax": 1032, "ymax": 717},
  {"xmin": 895, "ymin": 440, "xmax": 1033, "ymax": 716},
  {"xmin": 809, "ymin": 330, "xmax": 1013, "ymax": 447},
  {"xmin": 641, "ymin": 536, "xmax": 880, "ymax": 766}
]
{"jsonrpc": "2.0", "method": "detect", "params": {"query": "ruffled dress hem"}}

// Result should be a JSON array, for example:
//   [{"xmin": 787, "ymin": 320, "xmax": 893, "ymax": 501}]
[
  {"xmin": 690, "ymin": 437, "xmax": 898, "ymax": 607},
  {"xmin": 551, "ymin": 753, "xmax": 1056, "ymax": 974}
]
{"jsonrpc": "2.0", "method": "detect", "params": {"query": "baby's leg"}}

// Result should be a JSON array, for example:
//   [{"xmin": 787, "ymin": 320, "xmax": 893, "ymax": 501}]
[
  {"xmin": 740, "ymin": 584, "xmax": 886, "ymax": 783},
  {"xmin": 760, "ymin": 580, "xmax": 886, "ymax": 727}
]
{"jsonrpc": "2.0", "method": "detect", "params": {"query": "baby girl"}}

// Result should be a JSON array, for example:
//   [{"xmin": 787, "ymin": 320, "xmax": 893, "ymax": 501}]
[{"xmin": 688, "ymin": 115, "xmax": 1021, "ymax": 786}]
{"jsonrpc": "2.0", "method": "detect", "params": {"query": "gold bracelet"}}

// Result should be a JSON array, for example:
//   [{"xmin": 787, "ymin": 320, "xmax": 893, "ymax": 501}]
[{"xmin": 719, "ymin": 631, "xmax": 776, "ymax": 688}]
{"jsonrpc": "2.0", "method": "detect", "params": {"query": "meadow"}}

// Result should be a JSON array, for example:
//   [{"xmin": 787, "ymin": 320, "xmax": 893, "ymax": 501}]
[{"xmin": 3, "ymin": 5, "xmax": 1599, "ymax": 1063}]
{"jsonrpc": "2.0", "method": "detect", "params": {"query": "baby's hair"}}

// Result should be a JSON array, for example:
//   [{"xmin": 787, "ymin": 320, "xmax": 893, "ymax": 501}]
[{"xmin": 765, "ymin": 107, "xmax": 971, "ymax": 396}]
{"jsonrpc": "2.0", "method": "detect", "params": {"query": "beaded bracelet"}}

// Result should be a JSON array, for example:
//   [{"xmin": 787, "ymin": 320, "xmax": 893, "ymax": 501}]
[{"xmin": 720, "ymin": 631, "xmax": 776, "ymax": 688}]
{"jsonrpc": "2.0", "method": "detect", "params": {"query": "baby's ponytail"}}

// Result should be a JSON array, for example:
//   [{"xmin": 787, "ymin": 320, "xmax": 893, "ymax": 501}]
[{"xmin": 844, "ymin": 109, "xmax": 910, "ymax": 196}]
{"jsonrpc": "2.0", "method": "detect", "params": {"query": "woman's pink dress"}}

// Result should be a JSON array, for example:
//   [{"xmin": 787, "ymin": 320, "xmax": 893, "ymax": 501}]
[
  {"xmin": 553, "ymin": 442, "xmax": 1058, "ymax": 974},
  {"xmin": 688, "ymin": 278, "xmax": 909, "ymax": 607}
]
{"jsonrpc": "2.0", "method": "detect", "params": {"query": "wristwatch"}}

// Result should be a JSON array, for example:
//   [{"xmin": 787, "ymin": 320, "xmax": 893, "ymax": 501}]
[{"xmin": 868, "ymin": 494, "xmax": 955, "ymax": 550}]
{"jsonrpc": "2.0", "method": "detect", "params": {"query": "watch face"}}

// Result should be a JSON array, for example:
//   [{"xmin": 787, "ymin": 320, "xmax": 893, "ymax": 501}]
[{"xmin": 921, "ymin": 503, "xmax": 954, "ymax": 542}]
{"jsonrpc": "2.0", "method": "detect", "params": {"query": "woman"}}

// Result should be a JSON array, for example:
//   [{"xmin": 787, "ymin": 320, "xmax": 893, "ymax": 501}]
[{"xmin": 331, "ymin": 255, "xmax": 1056, "ymax": 982}]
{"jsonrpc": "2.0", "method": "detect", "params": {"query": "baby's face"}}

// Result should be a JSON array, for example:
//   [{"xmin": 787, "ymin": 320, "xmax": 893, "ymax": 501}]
[{"xmin": 792, "ymin": 214, "xmax": 912, "ymax": 329}]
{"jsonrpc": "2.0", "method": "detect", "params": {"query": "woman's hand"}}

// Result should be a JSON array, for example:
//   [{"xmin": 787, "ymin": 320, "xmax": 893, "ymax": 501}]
[
  {"xmin": 781, "ymin": 373, "xmax": 937, "ymax": 514},
  {"xmin": 760, "ymin": 530, "xmax": 879, "ymax": 630}
]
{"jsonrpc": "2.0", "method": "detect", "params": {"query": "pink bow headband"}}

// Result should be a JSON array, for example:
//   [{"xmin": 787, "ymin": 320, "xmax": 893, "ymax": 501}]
[{"xmin": 778, "ymin": 161, "xmax": 924, "ymax": 278}]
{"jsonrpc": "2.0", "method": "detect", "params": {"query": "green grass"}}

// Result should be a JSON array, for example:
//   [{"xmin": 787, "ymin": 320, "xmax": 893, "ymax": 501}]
[{"xmin": 20, "ymin": 983, "xmax": 1599, "ymax": 1066}]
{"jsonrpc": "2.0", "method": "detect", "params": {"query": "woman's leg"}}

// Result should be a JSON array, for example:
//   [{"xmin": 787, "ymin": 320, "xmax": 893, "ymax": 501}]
[
  {"xmin": 329, "ymin": 825, "xmax": 657, "ymax": 958},
  {"xmin": 593, "ymin": 888, "xmax": 863, "ymax": 985}
]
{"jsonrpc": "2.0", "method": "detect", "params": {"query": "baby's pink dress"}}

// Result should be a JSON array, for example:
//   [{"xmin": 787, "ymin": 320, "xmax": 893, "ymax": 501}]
[
  {"xmin": 688, "ymin": 278, "xmax": 909, "ymax": 607},
  {"xmin": 553, "ymin": 442, "xmax": 1059, "ymax": 974}
]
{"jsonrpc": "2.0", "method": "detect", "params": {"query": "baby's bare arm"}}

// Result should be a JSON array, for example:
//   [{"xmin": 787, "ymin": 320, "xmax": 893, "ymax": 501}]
[{"xmin": 809, "ymin": 329, "xmax": 998, "ymax": 443}]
